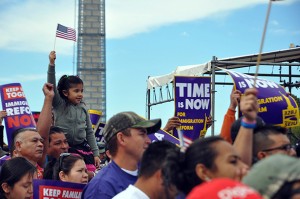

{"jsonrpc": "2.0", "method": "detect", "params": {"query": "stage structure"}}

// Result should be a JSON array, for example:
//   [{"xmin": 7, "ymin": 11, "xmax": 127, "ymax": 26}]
[
  {"xmin": 77, "ymin": 0, "xmax": 106, "ymax": 122},
  {"xmin": 146, "ymin": 47, "xmax": 300, "ymax": 135}
]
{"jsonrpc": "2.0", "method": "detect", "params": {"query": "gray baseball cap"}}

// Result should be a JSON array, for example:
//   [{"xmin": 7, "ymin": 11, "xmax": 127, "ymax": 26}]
[
  {"xmin": 243, "ymin": 154, "xmax": 300, "ymax": 199},
  {"xmin": 103, "ymin": 111, "xmax": 161, "ymax": 143}
]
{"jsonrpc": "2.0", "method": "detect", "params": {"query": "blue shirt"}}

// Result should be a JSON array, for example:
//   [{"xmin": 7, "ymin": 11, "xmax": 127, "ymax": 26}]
[{"xmin": 82, "ymin": 160, "xmax": 138, "ymax": 199}]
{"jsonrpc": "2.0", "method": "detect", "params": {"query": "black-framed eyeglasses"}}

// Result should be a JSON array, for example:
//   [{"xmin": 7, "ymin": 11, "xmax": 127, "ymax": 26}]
[
  {"xmin": 58, "ymin": 153, "xmax": 71, "ymax": 170},
  {"xmin": 262, "ymin": 144, "xmax": 295, "ymax": 152}
]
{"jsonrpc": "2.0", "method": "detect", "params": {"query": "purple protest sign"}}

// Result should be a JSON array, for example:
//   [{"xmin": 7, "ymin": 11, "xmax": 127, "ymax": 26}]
[
  {"xmin": 173, "ymin": 76, "xmax": 211, "ymax": 140},
  {"xmin": 94, "ymin": 122, "xmax": 105, "ymax": 143},
  {"xmin": 148, "ymin": 129, "xmax": 180, "ymax": 145},
  {"xmin": 95, "ymin": 121, "xmax": 179, "ymax": 146},
  {"xmin": 88, "ymin": 109, "xmax": 102, "ymax": 129},
  {"xmin": 223, "ymin": 69, "xmax": 299, "ymax": 127},
  {"xmin": 33, "ymin": 179, "xmax": 85, "ymax": 199},
  {"xmin": 0, "ymin": 83, "xmax": 36, "ymax": 147}
]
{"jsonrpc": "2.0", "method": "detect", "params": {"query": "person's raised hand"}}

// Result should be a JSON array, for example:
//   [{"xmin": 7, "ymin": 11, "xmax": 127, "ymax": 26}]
[
  {"xmin": 240, "ymin": 88, "xmax": 259, "ymax": 122},
  {"xmin": 42, "ymin": 83, "xmax": 54, "ymax": 99},
  {"xmin": 49, "ymin": 51, "xmax": 56, "ymax": 65},
  {"xmin": 163, "ymin": 116, "xmax": 181, "ymax": 132},
  {"xmin": 229, "ymin": 88, "xmax": 242, "ymax": 111},
  {"xmin": 206, "ymin": 116, "xmax": 213, "ymax": 129}
]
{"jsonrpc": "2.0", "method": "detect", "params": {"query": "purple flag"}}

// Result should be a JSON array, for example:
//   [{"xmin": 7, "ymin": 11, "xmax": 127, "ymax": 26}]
[
  {"xmin": 223, "ymin": 69, "xmax": 299, "ymax": 127},
  {"xmin": 148, "ymin": 129, "xmax": 180, "ymax": 145}
]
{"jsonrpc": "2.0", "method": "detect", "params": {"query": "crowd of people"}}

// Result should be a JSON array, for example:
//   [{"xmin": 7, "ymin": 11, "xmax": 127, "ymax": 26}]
[{"xmin": 0, "ymin": 51, "xmax": 300, "ymax": 199}]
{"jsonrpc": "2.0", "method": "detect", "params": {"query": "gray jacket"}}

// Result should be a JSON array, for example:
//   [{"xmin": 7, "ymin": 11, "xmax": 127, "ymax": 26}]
[{"xmin": 48, "ymin": 65, "xmax": 99, "ymax": 156}]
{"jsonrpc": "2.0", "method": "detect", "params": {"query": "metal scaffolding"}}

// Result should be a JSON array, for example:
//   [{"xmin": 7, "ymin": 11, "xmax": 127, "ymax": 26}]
[
  {"xmin": 146, "ymin": 47, "xmax": 300, "ymax": 135},
  {"xmin": 77, "ymin": 0, "xmax": 106, "ymax": 122}
]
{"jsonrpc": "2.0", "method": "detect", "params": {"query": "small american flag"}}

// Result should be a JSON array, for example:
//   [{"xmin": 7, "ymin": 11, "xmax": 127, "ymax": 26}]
[
  {"xmin": 183, "ymin": 135, "xmax": 193, "ymax": 147},
  {"xmin": 177, "ymin": 128, "xmax": 192, "ymax": 152},
  {"xmin": 56, "ymin": 24, "xmax": 76, "ymax": 41}
]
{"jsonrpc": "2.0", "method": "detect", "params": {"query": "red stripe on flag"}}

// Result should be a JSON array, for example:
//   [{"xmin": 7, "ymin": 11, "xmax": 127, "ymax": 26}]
[{"xmin": 56, "ymin": 24, "xmax": 76, "ymax": 42}]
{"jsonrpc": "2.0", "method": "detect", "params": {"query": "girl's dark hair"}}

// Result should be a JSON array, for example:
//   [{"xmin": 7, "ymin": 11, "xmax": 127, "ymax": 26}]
[
  {"xmin": 52, "ymin": 153, "xmax": 84, "ymax": 181},
  {"xmin": 0, "ymin": 157, "xmax": 36, "ymax": 198},
  {"xmin": 57, "ymin": 75, "xmax": 83, "ymax": 102},
  {"xmin": 166, "ymin": 136, "xmax": 224, "ymax": 195}
]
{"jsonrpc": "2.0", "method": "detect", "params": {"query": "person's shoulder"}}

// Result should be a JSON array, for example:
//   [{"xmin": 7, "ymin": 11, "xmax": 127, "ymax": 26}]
[
  {"xmin": 82, "ymin": 183, "xmax": 113, "ymax": 199},
  {"xmin": 112, "ymin": 189, "xmax": 131, "ymax": 199},
  {"xmin": 83, "ymin": 169, "xmax": 116, "ymax": 198},
  {"xmin": 100, "ymin": 162, "xmax": 122, "ymax": 177},
  {"xmin": 113, "ymin": 185, "xmax": 149, "ymax": 199},
  {"xmin": 112, "ymin": 187, "xmax": 129, "ymax": 199},
  {"xmin": 94, "ymin": 161, "xmax": 137, "ymax": 183}
]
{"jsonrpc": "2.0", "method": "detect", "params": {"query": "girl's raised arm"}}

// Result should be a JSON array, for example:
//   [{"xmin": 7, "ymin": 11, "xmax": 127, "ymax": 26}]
[{"xmin": 47, "ymin": 51, "xmax": 63, "ymax": 107}]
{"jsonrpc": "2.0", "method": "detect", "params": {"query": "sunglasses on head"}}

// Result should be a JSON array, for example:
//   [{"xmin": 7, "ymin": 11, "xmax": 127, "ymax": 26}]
[{"xmin": 58, "ymin": 153, "xmax": 71, "ymax": 170}]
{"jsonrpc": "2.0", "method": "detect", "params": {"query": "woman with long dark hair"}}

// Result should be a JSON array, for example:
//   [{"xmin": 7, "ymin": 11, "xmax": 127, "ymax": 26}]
[
  {"xmin": 0, "ymin": 157, "xmax": 36, "ymax": 199},
  {"xmin": 166, "ymin": 136, "xmax": 248, "ymax": 196}
]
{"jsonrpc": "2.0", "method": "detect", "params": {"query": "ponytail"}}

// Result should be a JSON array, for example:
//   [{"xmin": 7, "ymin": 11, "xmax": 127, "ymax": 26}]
[{"xmin": 163, "ymin": 149, "xmax": 193, "ymax": 194}]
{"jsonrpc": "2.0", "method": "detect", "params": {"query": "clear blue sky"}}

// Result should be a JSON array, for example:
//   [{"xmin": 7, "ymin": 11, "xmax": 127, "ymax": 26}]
[{"xmin": 0, "ymin": 0, "xmax": 299, "ymax": 142}]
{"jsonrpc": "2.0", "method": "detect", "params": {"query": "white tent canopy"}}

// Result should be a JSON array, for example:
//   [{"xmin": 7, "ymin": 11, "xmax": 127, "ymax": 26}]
[
  {"xmin": 147, "ymin": 47, "xmax": 300, "ymax": 89},
  {"xmin": 147, "ymin": 62, "xmax": 211, "ymax": 89}
]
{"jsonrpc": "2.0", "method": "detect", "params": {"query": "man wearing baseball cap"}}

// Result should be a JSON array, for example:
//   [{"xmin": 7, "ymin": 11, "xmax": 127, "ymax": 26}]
[{"xmin": 82, "ymin": 111, "xmax": 161, "ymax": 199}]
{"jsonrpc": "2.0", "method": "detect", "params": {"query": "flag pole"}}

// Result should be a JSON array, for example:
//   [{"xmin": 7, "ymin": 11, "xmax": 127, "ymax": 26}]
[
  {"xmin": 253, "ymin": 0, "xmax": 273, "ymax": 87},
  {"xmin": 54, "ymin": 24, "xmax": 58, "ymax": 50},
  {"xmin": 177, "ymin": 128, "xmax": 185, "ymax": 152}
]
